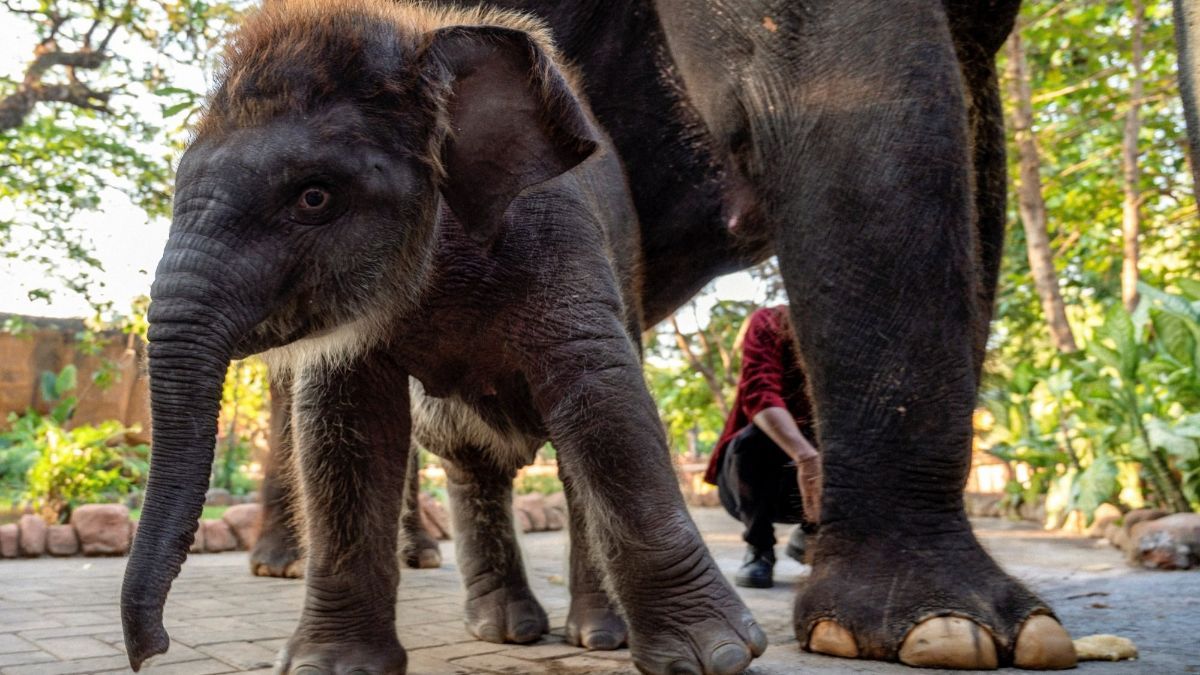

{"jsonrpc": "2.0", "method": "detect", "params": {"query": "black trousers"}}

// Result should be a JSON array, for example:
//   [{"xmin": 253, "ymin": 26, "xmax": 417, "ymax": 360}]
[{"xmin": 716, "ymin": 424, "xmax": 812, "ymax": 553}]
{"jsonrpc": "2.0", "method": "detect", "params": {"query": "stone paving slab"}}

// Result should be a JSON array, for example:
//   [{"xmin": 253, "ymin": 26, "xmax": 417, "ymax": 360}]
[{"xmin": 0, "ymin": 508, "xmax": 1197, "ymax": 674}]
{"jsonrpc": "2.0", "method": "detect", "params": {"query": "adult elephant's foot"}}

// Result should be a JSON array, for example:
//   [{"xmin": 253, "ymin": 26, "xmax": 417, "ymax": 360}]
[
  {"xmin": 250, "ymin": 528, "xmax": 304, "ymax": 578},
  {"xmin": 464, "ymin": 578, "xmax": 549, "ymax": 644},
  {"xmin": 795, "ymin": 532, "xmax": 1077, "ymax": 670},
  {"xmin": 278, "ymin": 636, "xmax": 406, "ymax": 674},
  {"xmin": 565, "ymin": 591, "xmax": 627, "ymax": 650}
]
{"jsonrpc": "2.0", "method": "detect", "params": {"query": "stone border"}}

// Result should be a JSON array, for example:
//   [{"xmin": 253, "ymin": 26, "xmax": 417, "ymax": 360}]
[
  {"xmin": 0, "ymin": 503, "xmax": 265, "ymax": 559},
  {"xmin": 0, "ymin": 492, "xmax": 571, "ymax": 560}
]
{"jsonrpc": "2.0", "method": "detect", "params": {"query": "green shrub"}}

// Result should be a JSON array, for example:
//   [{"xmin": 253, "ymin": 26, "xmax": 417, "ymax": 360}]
[
  {"xmin": 1, "ymin": 365, "xmax": 149, "ymax": 521},
  {"xmin": 515, "ymin": 473, "xmax": 562, "ymax": 496},
  {"xmin": 24, "ymin": 420, "xmax": 149, "ymax": 521}
]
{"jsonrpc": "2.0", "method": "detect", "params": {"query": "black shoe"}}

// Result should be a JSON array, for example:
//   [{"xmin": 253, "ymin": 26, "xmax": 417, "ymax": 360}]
[
  {"xmin": 785, "ymin": 527, "xmax": 807, "ymax": 563},
  {"xmin": 735, "ymin": 548, "xmax": 774, "ymax": 588}
]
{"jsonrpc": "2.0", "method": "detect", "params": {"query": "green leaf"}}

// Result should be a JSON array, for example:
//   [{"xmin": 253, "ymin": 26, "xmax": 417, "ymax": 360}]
[
  {"xmin": 54, "ymin": 365, "xmax": 77, "ymax": 398},
  {"xmin": 161, "ymin": 101, "xmax": 193, "ymax": 118},
  {"xmin": 1146, "ymin": 418, "xmax": 1200, "ymax": 462},
  {"xmin": 1178, "ymin": 279, "xmax": 1200, "ymax": 302},
  {"xmin": 1073, "ymin": 454, "xmax": 1118, "ymax": 523},
  {"xmin": 38, "ymin": 371, "xmax": 57, "ymax": 403},
  {"xmin": 1151, "ymin": 309, "xmax": 1198, "ymax": 368},
  {"xmin": 1096, "ymin": 304, "xmax": 1138, "ymax": 381}
]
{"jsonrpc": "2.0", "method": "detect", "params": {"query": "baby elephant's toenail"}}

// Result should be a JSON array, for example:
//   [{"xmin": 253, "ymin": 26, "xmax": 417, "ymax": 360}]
[
  {"xmin": 667, "ymin": 659, "xmax": 702, "ymax": 675},
  {"xmin": 514, "ymin": 620, "xmax": 540, "ymax": 637},
  {"xmin": 747, "ymin": 622, "xmax": 769, "ymax": 655},
  {"xmin": 584, "ymin": 630, "xmax": 618, "ymax": 650},
  {"xmin": 710, "ymin": 642, "xmax": 751, "ymax": 674},
  {"xmin": 291, "ymin": 666, "xmax": 324, "ymax": 675}
]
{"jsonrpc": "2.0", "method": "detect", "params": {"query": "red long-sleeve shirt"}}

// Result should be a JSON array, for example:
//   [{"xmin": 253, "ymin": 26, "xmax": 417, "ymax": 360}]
[{"xmin": 704, "ymin": 305, "xmax": 814, "ymax": 484}]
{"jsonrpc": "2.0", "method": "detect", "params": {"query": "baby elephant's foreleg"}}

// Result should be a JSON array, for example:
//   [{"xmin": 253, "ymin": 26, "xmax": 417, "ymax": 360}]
[
  {"xmin": 530, "ymin": 327, "xmax": 766, "ymax": 675},
  {"xmin": 279, "ymin": 352, "xmax": 412, "ymax": 674}
]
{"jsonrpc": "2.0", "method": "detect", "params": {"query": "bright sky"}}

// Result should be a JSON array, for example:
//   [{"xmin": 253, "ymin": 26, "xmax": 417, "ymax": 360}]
[{"xmin": 0, "ymin": 15, "xmax": 772, "ymax": 327}]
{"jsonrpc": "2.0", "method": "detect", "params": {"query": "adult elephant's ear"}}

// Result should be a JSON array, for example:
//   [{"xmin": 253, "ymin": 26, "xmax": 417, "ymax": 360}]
[{"xmin": 422, "ymin": 26, "xmax": 598, "ymax": 244}]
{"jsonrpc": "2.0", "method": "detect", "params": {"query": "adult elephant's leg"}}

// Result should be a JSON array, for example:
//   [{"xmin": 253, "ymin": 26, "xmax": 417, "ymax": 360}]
[
  {"xmin": 400, "ymin": 449, "xmax": 442, "ymax": 569},
  {"xmin": 250, "ymin": 371, "xmax": 304, "ymax": 578},
  {"xmin": 771, "ymin": 2, "xmax": 1074, "ymax": 669},
  {"xmin": 278, "ymin": 352, "xmax": 410, "ymax": 673},
  {"xmin": 442, "ymin": 451, "xmax": 548, "ymax": 644},
  {"xmin": 561, "ymin": 471, "xmax": 627, "ymax": 650}
]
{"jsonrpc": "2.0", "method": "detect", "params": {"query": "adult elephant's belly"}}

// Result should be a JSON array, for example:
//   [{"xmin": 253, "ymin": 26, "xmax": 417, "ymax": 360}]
[{"xmin": 409, "ymin": 378, "xmax": 546, "ymax": 471}]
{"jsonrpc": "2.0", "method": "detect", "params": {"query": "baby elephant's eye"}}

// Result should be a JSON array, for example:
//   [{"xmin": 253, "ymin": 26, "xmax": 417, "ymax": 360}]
[{"xmin": 298, "ymin": 187, "xmax": 330, "ymax": 210}]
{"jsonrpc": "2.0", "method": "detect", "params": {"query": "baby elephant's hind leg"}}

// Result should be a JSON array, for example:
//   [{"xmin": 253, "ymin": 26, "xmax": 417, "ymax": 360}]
[
  {"xmin": 400, "ymin": 450, "xmax": 442, "ymax": 569},
  {"xmin": 444, "ymin": 452, "xmax": 548, "ymax": 644},
  {"xmin": 562, "ymin": 473, "xmax": 627, "ymax": 650}
]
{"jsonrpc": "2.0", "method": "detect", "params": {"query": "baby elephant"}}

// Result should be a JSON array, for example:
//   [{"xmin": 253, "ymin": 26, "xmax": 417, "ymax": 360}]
[{"xmin": 120, "ymin": 1, "xmax": 765, "ymax": 673}]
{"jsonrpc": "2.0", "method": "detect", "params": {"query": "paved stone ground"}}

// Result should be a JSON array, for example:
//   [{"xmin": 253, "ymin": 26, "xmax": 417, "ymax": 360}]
[{"xmin": 0, "ymin": 508, "xmax": 1197, "ymax": 674}]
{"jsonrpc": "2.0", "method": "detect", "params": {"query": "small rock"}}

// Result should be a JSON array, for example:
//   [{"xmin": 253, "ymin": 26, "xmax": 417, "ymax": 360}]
[
  {"xmin": 46, "ymin": 525, "xmax": 79, "ymax": 556},
  {"xmin": 1087, "ymin": 504, "xmax": 1123, "ymax": 538},
  {"xmin": 544, "ymin": 491, "xmax": 566, "ymax": 512},
  {"xmin": 544, "ymin": 504, "xmax": 565, "ymax": 531},
  {"xmin": 1129, "ymin": 513, "xmax": 1200, "ymax": 570},
  {"xmin": 205, "ymin": 488, "xmax": 233, "ymax": 507},
  {"xmin": 1121, "ymin": 508, "xmax": 1168, "ymax": 535},
  {"xmin": 0, "ymin": 523, "xmax": 19, "ymax": 558},
  {"xmin": 514, "ymin": 494, "xmax": 548, "ymax": 531},
  {"xmin": 18, "ymin": 514, "xmax": 47, "ymax": 557},
  {"xmin": 514, "ymin": 507, "xmax": 534, "ymax": 533},
  {"xmin": 202, "ymin": 519, "xmax": 237, "ymax": 552},
  {"xmin": 70, "ymin": 504, "xmax": 131, "ymax": 555},
  {"xmin": 190, "ymin": 521, "xmax": 205, "ymax": 553},
  {"xmin": 222, "ymin": 503, "xmax": 263, "ymax": 550},
  {"xmin": 419, "ymin": 493, "xmax": 451, "ymax": 540},
  {"xmin": 1073, "ymin": 634, "xmax": 1137, "ymax": 661}
]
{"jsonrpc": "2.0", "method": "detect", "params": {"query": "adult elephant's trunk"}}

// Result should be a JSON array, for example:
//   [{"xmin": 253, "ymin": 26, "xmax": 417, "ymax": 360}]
[{"xmin": 121, "ymin": 252, "xmax": 243, "ymax": 669}]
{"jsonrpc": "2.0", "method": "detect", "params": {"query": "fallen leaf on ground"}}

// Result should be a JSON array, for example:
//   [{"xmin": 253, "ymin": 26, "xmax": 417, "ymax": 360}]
[{"xmin": 1073, "ymin": 634, "xmax": 1137, "ymax": 661}]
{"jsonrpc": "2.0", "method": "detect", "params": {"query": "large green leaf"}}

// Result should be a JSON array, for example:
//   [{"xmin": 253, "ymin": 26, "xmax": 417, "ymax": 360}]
[
  {"xmin": 1072, "ymin": 454, "xmax": 1118, "ymax": 523},
  {"xmin": 1178, "ymin": 279, "xmax": 1200, "ymax": 302},
  {"xmin": 1151, "ymin": 309, "xmax": 1198, "ymax": 369},
  {"xmin": 1145, "ymin": 418, "xmax": 1200, "ymax": 462}
]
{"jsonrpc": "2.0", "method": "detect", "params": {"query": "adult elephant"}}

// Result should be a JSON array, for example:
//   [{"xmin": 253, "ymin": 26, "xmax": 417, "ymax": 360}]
[{"xmin": 253, "ymin": 0, "xmax": 1076, "ymax": 669}]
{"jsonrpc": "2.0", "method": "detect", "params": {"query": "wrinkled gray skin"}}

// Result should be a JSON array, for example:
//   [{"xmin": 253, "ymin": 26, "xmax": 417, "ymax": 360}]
[
  {"xmin": 259, "ymin": 0, "xmax": 1087, "ymax": 669},
  {"xmin": 120, "ymin": 11, "xmax": 766, "ymax": 675}
]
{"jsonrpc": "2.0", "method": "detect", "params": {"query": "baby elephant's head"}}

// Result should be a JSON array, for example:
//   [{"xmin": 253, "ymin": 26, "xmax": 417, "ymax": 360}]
[{"xmin": 122, "ymin": 0, "xmax": 595, "ymax": 669}]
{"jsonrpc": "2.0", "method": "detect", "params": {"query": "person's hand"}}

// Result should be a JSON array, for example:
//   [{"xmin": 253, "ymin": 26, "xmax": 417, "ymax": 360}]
[{"xmin": 795, "ymin": 452, "xmax": 822, "ymax": 525}]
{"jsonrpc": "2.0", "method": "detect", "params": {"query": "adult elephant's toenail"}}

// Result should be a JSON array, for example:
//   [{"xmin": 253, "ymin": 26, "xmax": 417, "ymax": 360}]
[
  {"xmin": 808, "ymin": 620, "xmax": 859, "ymax": 658},
  {"xmin": 899, "ymin": 617, "xmax": 998, "ymax": 669},
  {"xmin": 667, "ymin": 660, "xmax": 702, "ymax": 675},
  {"xmin": 1014, "ymin": 615, "xmax": 1077, "ymax": 670},
  {"xmin": 291, "ymin": 666, "xmax": 324, "ymax": 675},
  {"xmin": 710, "ymin": 642, "xmax": 751, "ymax": 674}
]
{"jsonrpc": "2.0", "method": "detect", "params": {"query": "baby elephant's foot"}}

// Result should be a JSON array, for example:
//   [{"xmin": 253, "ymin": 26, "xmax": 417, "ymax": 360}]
[
  {"xmin": 624, "ymin": 552, "xmax": 766, "ymax": 674},
  {"xmin": 277, "ymin": 638, "xmax": 406, "ymax": 675},
  {"xmin": 251, "ymin": 530, "xmax": 304, "ymax": 578},
  {"xmin": 465, "ymin": 583, "xmax": 549, "ymax": 644},
  {"xmin": 566, "ymin": 591, "xmax": 627, "ymax": 650}
]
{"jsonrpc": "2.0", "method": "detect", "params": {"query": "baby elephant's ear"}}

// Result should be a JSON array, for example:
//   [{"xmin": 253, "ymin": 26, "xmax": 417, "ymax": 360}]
[{"xmin": 423, "ymin": 26, "xmax": 598, "ymax": 244}]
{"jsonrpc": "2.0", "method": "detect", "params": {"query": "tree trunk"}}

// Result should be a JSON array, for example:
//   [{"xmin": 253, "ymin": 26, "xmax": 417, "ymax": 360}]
[
  {"xmin": 1122, "ymin": 0, "xmax": 1146, "ymax": 313},
  {"xmin": 1004, "ymin": 30, "xmax": 1078, "ymax": 353},
  {"xmin": 669, "ymin": 315, "xmax": 730, "ymax": 418},
  {"xmin": 1175, "ymin": 0, "xmax": 1200, "ymax": 202}
]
